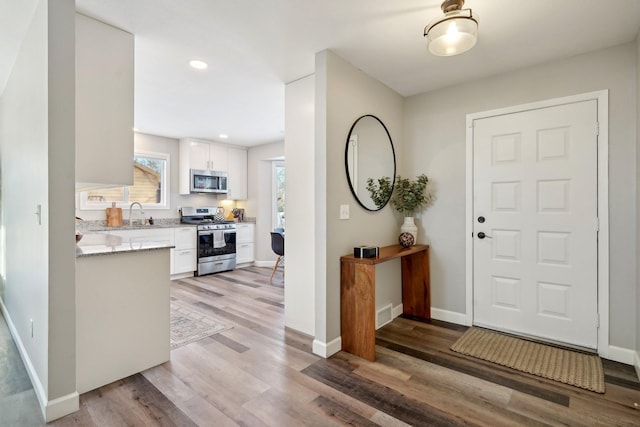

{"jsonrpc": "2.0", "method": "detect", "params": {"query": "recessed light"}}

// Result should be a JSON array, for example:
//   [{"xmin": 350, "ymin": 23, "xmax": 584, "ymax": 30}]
[
  {"xmin": 133, "ymin": 127, "xmax": 139, "ymax": 132},
  {"xmin": 189, "ymin": 60, "xmax": 208, "ymax": 70},
  {"xmin": 219, "ymin": 134, "xmax": 229, "ymax": 139}
]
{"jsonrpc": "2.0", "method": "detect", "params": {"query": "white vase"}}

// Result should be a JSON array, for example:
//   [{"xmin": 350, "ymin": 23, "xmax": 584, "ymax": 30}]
[{"xmin": 400, "ymin": 216, "xmax": 418, "ymax": 244}]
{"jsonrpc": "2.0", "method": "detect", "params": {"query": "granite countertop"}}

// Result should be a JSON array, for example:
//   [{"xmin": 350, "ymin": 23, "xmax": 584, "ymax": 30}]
[
  {"xmin": 76, "ymin": 232, "xmax": 174, "ymax": 258},
  {"xmin": 80, "ymin": 218, "xmax": 193, "ymax": 232}
]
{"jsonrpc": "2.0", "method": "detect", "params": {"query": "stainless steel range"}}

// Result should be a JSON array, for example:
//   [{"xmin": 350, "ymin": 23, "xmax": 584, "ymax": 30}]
[{"xmin": 180, "ymin": 207, "xmax": 236, "ymax": 276}]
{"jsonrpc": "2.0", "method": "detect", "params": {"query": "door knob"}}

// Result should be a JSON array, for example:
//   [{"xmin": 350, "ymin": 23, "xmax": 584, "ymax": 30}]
[
  {"xmin": 477, "ymin": 232, "xmax": 492, "ymax": 239},
  {"xmin": 477, "ymin": 216, "xmax": 485, "ymax": 223}
]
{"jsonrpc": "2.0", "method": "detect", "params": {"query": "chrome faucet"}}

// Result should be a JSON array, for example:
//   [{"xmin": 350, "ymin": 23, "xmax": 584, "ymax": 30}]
[{"xmin": 129, "ymin": 202, "xmax": 145, "ymax": 226}]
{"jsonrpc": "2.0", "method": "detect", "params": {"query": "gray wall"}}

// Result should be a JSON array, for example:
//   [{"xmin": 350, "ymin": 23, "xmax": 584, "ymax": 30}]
[
  {"xmin": 316, "ymin": 50, "xmax": 405, "ymax": 345},
  {"xmin": 636, "ymin": 32, "xmax": 640, "ymax": 372},
  {"xmin": 0, "ymin": 0, "xmax": 77, "ymax": 418},
  {"xmin": 404, "ymin": 42, "xmax": 638, "ymax": 349}
]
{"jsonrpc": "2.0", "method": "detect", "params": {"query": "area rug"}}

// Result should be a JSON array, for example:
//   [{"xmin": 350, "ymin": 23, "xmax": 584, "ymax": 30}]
[
  {"xmin": 450, "ymin": 327, "xmax": 605, "ymax": 393},
  {"xmin": 170, "ymin": 302, "xmax": 232, "ymax": 349}
]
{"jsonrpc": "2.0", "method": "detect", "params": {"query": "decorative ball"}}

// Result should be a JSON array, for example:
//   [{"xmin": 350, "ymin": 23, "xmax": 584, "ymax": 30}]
[{"xmin": 399, "ymin": 232, "xmax": 415, "ymax": 248}]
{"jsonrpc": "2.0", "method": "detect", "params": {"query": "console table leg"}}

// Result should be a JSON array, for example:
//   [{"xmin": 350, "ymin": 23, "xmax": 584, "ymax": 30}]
[
  {"xmin": 340, "ymin": 261, "xmax": 376, "ymax": 361},
  {"xmin": 401, "ymin": 249, "xmax": 431, "ymax": 321}
]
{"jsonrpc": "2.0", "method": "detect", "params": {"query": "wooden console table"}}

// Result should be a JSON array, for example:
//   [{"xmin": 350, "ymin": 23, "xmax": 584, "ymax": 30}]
[{"xmin": 340, "ymin": 244, "xmax": 430, "ymax": 361}]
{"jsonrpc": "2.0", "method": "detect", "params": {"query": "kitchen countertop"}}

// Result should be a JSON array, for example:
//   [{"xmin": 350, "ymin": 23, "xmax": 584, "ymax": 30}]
[
  {"xmin": 80, "ymin": 219, "xmax": 195, "ymax": 232},
  {"xmin": 76, "ymin": 232, "xmax": 174, "ymax": 257}
]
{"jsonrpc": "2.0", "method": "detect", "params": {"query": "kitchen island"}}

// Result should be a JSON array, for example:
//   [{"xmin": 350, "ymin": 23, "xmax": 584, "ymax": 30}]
[{"xmin": 76, "ymin": 234, "xmax": 173, "ymax": 393}]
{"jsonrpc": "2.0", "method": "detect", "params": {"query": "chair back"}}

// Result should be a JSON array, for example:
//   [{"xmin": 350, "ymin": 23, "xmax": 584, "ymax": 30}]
[{"xmin": 270, "ymin": 232, "xmax": 285, "ymax": 256}]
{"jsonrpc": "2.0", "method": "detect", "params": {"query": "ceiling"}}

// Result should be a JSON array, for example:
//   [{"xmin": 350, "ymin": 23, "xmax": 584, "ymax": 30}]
[{"xmin": 3, "ymin": 1, "xmax": 640, "ymax": 146}]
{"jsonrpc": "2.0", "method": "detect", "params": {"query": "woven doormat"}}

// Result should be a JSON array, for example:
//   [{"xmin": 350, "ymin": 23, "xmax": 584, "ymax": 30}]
[
  {"xmin": 170, "ymin": 302, "xmax": 232, "ymax": 349},
  {"xmin": 450, "ymin": 327, "xmax": 605, "ymax": 393}
]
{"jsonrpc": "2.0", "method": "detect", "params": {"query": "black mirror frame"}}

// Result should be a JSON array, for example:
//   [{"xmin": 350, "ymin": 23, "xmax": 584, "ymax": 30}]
[{"xmin": 344, "ymin": 114, "xmax": 397, "ymax": 211}]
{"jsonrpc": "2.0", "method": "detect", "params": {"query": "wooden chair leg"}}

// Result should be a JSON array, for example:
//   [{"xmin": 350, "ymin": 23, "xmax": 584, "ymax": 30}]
[{"xmin": 270, "ymin": 256, "xmax": 281, "ymax": 283}]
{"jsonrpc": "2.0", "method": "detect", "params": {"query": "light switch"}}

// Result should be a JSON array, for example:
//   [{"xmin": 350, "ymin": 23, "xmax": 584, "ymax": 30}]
[{"xmin": 340, "ymin": 204, "xmax": 350, "ymax": 220}]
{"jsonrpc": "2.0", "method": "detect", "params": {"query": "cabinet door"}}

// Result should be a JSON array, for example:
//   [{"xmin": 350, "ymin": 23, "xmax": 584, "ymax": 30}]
[
  {"xmin": 236, "ymin": 224, "xmax": 253, "ymax": 243},
  {"xmin": 227, "ymin": 147, "xmax": 248, "ymax": 200},
  {"xmin": 174, "ymin": 227, "xmax": 196, "ymax": 250},
  {"xmin": 209, "ymin": 144, "xmax": 228, "ymax": 172},
  {"xmin": 173, "ymin": 249, "xmax": 197, "ymax": 274},
  {"xmin": 189, "ymin": 141, "xmax": 212, "ymax": 171},
  {"xmin": 236, "ymin": 243, "xmax": 254, "ymax": 264}
]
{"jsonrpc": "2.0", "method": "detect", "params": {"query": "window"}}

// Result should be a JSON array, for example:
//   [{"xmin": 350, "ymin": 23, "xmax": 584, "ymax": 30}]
[
  {"xmin": 272, "ymin": 161, "xmax": 285, "ymax": 230},
  {"xmin": 80, "ymin": 151, "xmax": 169, "ymax": 209}
]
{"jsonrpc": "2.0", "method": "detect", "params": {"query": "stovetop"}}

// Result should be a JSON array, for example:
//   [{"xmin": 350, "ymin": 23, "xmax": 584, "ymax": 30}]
[
  {"xmin": 180, "ymin": 207, "xmax": 235, "ymax": 226},
  {"xmin": 181, "ymin": 217, "xmax": 235, "ymax": 225}
]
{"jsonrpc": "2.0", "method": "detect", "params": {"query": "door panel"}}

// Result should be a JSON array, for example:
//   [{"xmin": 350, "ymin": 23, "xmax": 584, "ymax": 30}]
[{"xmin": 473, "ymin": 100, "xmax": 598, "ymax": 349}]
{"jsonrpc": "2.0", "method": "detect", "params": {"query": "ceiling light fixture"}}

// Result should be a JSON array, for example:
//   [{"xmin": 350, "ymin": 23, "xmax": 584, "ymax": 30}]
[
  {"xmin": 424, "ymin": 0, "xmax": 478, "ymax": 57},
  {"xmin": 218, "ymin": 134, "xmax": 229, "ymax": 139},
  {"xmin": 189, "ymin": 59, "xmax": 208, "ymax": 70}
]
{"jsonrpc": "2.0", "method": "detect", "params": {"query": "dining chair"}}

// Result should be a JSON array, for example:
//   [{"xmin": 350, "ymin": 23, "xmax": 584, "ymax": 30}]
[{"xmin": 269, "ymin": 232, "xmax": 285, "ymax": 283}]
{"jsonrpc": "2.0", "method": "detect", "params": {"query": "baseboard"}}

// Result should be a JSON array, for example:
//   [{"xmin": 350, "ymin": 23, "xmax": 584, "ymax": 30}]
[
  {"xmin": 430, "ymin": 307, "xmax": 467, "ymax": 325},
  {"xmin": 604, "ymin": 345, "xmax": 636, "ymax": 365},
  {"xmin": 0, "ymin": 299, "xmax": 79, "ymax": 422},
  {"xmin": 634, "ymin": 351, "xmax": 640, "ymax": 381},
  {"xmin": 391, "ymin": 304, "xmax": 403, "ymax": 319},
  {"xmin": 170, "ymin": 272, "xmax": 193, "ymax": 281},
  {"xmin": 254, "ymin": 260, "xmax": 274, "ymax": 268},
  {"xmin": 45, "ymin": 391, "xmax": 80, "ymax": 422},
  {"xmin": 312, "ymin": 336, "xmax": 342, "ymax": 358}
]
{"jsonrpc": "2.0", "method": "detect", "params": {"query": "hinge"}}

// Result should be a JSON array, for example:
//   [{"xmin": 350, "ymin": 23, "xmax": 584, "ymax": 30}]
[
  {"xmin": 595, "ymin": 122, "xmax": 599, "ymax": 136},
  {"xmin": 596, "ymin": 313, "xmax": 600, "ymax": 329},
  {"xmin": 595, "ymin": 217, "xmax": 599, "ymax": 231}
]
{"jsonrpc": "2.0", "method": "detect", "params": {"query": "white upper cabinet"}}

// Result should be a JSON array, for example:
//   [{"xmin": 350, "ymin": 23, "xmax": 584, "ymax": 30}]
[
  {"xmin": 227, "ymin": 147, "xmax": 248, "ymax": 200},
  {"xmin": 186, "ymin": 139, "xmax": 228, "ymax": 172},
  {"xmin": 187, "ymin": 140, "xmax": 211, "ymax": 171},
  {"xmin": 75, "ymin": 14, "xmax": 134, "ymax": 187},
  {"xmin": 179, "ymin": 138, "xmax": 247, "ymax": 199}
]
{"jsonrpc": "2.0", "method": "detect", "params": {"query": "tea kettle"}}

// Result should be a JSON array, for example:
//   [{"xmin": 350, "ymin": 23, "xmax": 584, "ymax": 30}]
[{"xmin": 213, "ymin": 206, "xmax": 225, "ymax": 221}]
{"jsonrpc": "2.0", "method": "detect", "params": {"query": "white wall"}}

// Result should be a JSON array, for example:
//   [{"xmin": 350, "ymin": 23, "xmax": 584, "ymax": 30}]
[
  {"xmin": 285, "ymin": 75, "xmax": 315, "ymax": 335},
  {"xmin": 314, "ymin": 50, "xmax": 404, "ymax": 351},
  {"xmin": 404, "ymin": 43, "xmax": 638, "ymax": 350},
  {"xmin": 244, "ymin": 141, "xmax": 284, "ymax": 264},
  {"xmin": 0, "ymin": 0, "xmax": 77, "ymax": 421}
]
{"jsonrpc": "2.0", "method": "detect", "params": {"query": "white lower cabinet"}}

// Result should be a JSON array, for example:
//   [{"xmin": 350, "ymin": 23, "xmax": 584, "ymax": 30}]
[
  {"xmin": 172, "ymin": 227, "xmax": 196, "ymax": 275},
  {"xmin": 105, "ymin": 226, "xmax": 197, "ymax": 276},
  {"xmin": 235, "ymin": 223, "xmax": 254, "ymax": 265}
]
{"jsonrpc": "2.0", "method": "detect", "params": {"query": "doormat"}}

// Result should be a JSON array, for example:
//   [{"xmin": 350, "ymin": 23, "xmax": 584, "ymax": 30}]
[
  {"xmin": 450, "ymin": 327, "xmax": 605, "ymax": 393},
  {"xmin": 170, "ymin": 302, "xmax": 232, "ymax": 349}
]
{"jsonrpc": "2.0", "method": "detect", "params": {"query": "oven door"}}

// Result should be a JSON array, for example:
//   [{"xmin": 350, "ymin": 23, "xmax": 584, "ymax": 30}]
[{"xmin": 197, "ymin": 229, "xmax": 236, "ymax": 262}]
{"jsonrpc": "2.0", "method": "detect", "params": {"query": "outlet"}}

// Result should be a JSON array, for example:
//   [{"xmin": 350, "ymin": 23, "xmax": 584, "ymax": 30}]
[
  {"xmin": 30, "ymin": 319, "xmax": 33, "ymax": 338},
  {"xmin": 340, "ymin": 204, "xmax": 350, "ymax": 220}
]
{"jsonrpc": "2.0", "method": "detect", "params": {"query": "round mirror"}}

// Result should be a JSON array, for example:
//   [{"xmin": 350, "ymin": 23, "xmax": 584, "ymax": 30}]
[{"xmin": 345, "ymin": 115, "xmax": 396, "ymax": 211}]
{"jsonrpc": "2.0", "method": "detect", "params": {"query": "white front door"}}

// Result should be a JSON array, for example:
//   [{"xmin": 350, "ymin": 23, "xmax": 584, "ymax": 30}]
[{"xmin": 472, "ymin": 100, "xmax": 599, "ymax": 349}]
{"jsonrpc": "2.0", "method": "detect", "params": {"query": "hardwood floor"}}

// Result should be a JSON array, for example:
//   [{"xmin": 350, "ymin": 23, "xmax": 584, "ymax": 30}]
[{"xmin": 2, "ymin": 266, "xmax": 640, "ymax": 426}]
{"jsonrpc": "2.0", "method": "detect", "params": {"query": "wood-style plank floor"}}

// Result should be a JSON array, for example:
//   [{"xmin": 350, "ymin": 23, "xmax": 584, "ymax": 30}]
[{"xmin": 2, "ymin": 265, "xmax": 640, "ymax": 426}]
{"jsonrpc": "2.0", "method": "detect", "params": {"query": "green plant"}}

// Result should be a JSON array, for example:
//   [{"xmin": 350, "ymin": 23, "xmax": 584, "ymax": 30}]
[
  {"xmin": 365, "ymin": 176, "xmax": 393, "ymax": 209},
  {"xmin": 390, "ymin": 174, "xmax": 432, "ymax": 216}
]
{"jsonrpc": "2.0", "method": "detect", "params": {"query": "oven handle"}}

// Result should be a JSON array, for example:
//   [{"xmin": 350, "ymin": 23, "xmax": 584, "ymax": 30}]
[{"xmin": 198, "ymin": 229, "xmax": 237, "ymax": 236}]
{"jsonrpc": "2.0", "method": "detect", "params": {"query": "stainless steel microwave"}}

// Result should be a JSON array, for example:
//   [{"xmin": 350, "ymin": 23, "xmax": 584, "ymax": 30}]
[{"xmin": 190, "ymin": 169, "xmax": 228, "ymax": 194}]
